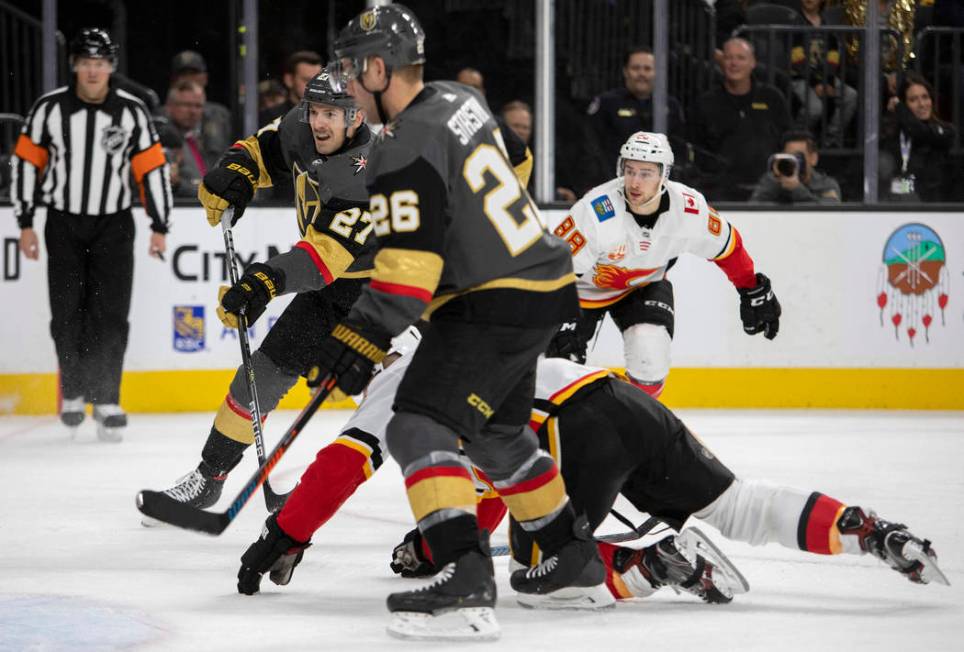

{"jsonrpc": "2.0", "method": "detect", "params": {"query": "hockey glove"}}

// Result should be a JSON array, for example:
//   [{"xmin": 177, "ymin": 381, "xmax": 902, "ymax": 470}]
[
  {"xmin": 390, "ymin": 528, "xmax": 438, "ymax": 578},
  {"xmin": 738, "ymin": 273, "xmax": 781, "ymax": 340},
  {"xmin": 198, "ymin": 160, "xmax": 258, "ymax": 227},
  {"xmin": 544, "ymin": 319, "xmax": 588, "ymax": 363},
  {"xmin": 217, "ymin": 262, "xmax": 285, "ymax": 328},
  {"xmin": 237, "ymin": 513, "xmax": 311, "ymax": 595},
  {"xmin": 306, "ymin": 320, "xmax": 390, "ymax": 395}
]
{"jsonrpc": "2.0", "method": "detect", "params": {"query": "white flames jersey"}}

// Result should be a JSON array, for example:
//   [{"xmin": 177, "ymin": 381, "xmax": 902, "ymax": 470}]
[
  {"xmin": 333, "ymin": 355, "xmax": 613, "ymax": 463},
  {"xmin": 552, "ymin": 177, "xmax": 738, "ymax": 308}
]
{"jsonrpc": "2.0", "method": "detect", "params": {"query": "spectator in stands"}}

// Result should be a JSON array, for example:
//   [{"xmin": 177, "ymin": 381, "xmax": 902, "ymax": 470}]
[
  {"xmin": 880, "ymin": 72, "xmax": 957, "ymax": 203},
  {"xmin": 169, "ymin": 51, "xmax": 233, "ymax": 166},
  {"xmin": 750, "ymin": 130, "xmax": 842, "ymax": 204},
  {"xmin": 258, "ymin": 79, "xmax": 287, "ymax": 114},
  {"xmin": 583, "ymin": 45, "xmax": 685, "ymax": 189},
  {"xmin": 456, "ymin": 67, "xmax": 486, "ymax": 94},
  {"xmin": 157, "ymin": 124, "xmax": 191, "ymax": 198},
  {"xmin": 793, "ymin": 0, "xmax": 858, "ymax": 146},
  {"xmin": 258, "ymin": 50, "xmax": 323, "ymax": 126},
  {"xmin": 164, "ymin": 80, "xmax": 217, "ymax": 198},
  {"xmin": 501, "ymin": 100, "xmax": 532, "ymax": 146},
  {"xmin": 690, "ymin": 37, "xmax": 792, "ymax": 201}
]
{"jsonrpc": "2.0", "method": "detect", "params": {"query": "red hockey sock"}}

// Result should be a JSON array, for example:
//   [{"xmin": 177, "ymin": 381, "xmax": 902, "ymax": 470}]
[
  {"xmin": 798, "ymin": 492, "xmax": 848, "ymax": 555},
  {"xmin": 626, "ymin": 374, "xmax": 665, "ymax": 399},
  {"xmin": 276, "ymin": 442, "xmax": 370, "ymax": 542}
]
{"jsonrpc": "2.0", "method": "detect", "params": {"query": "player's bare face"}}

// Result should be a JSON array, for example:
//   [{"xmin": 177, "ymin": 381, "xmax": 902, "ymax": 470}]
[
  {"xmin": 622, "ymin": 160, "xmax": 662, "ymax": 209},
  {"xmin": 623, "ymin": 53, "xmax": 655, "ymax": 98},
  {"xmin": 308, "ymin": 103, "xmax": 347, "ymax": 155},
  {"xmin": 74, "ymin": 57, "xmax": 112, "ymax": 103},
  {"xmin": 905, "ymin": 84, "xmax": 933, "ymax": 121}
]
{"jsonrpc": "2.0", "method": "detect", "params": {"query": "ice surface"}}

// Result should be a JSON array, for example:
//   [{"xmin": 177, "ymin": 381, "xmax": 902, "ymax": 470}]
[{"xmin": 1, "ymin": 409, "xmax": 962, "ymax": 651}]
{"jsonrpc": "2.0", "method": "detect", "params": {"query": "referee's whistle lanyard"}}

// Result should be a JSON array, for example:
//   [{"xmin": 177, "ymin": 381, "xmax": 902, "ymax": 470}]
[{"xmin": 899, "ymin": 131, "xmax": 912, "ymax": 175}]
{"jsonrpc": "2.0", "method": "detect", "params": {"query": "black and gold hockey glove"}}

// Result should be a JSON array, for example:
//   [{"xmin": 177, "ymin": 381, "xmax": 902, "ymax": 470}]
[
  {"xmin": 237, "ymin": 513, "xmax": 311, "ymax": 595},
  {"xmin": 307, "ymin": 320, "xmax": 390, "ymax": 395},
  {"xmin": 738, "ymin": 273, "xmax": 781, "ymax": 340},
  {"xmin": 198, "ymin": 161, "xmax": 258, "ymax": 227},
  {"xmin": 217, "ymin": 263, "xmax": 285, "ymax": 328}
]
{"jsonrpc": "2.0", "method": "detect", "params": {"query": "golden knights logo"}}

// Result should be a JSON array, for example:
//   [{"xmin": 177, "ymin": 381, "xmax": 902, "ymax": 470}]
[
  {"xmin": 173, "ymin": 305, "xmax": 205, "ymax": 352},
  {"xmin": 351, "ymin": 154, "xmax": 367, "ymax": 175},
  {"xmin": 360, "ymin": 10, "xmax": 377, "ymax": 31},
  {"xmin": 293, "ymin": 161, "xmax": 321, "ymax": 234}
]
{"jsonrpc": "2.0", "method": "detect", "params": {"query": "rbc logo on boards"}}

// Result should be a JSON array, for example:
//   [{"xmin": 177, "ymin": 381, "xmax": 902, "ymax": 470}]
[{"xmin": 173, "ymin": 305, "xmax": 205, "ymax": 352}]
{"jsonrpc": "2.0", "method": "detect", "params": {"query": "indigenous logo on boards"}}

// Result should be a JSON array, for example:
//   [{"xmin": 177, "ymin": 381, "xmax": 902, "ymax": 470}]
[
  {"xmin": 875, "ymin": 223, "xmax": 949, "ymax": 346},
  {"xmin": 173, "ymin": 305, "xmax": 205, "ymax": 353}
]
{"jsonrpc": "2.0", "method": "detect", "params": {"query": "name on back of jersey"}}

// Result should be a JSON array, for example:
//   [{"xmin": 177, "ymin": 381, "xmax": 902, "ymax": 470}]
[{"xmin": 447, "ymin": 96, "xmax": 490, "ymax": 146}]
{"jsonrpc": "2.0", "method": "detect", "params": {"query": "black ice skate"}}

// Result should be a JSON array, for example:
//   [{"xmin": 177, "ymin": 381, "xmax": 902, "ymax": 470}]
[
  {"xmin": 386, "ymin": 545, "xmax": 500, "ymax": 641},
  {"xmin": 92, "ymin": 404, "xmax": 126, "ymax": 442},
  {"xmin": 613, "ymin": 527, "xmax": 749, "ymax": 603},
  {"xmin": 837, "ymin": 506, "xmax": 950, "ymax": 586},
  {"xmin": 141, "ymin": 463, "xmax": 226, "ymax": 527},
  {"xmin": 60, "ymin": 397, "xmax": 85, "ymax": 432},
  {"xmin": 510, "ymin": 515, "xmax": 615, "ymax": 610}
]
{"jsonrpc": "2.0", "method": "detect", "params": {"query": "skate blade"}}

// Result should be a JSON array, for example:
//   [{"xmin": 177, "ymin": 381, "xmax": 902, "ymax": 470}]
[
  {"xmin": 140, "ymin": 514, "xmax": 173, "ymax": 528},
  {"xmin": 903, "ymin": 540, "xmax": 951, "ymax": 586},
  {"xmin": 387, "ymin": 607, "xmax": 500, "ymax": 641},
  {"xmin": 678, "ymin": 527, "xmax": 750, "ymax": 596},
  {"xmin": 516, "ymin": 583, "xmax": 615, "ymax": 610},
  {"xmin": 96, "ymin": 423, "xmax": 123, "ymax": 443}
]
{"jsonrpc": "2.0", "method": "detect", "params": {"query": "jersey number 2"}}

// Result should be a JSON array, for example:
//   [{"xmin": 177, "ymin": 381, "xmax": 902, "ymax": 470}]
[{"xmin": 463, "ymin": 144, "xmax": 544, "ymax": 257}]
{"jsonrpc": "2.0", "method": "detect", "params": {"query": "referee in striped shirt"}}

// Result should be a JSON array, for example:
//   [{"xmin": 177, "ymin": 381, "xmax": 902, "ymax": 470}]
[{"xmin": 11, "ymin": 28, "xmax": 173, "ymax": 442}]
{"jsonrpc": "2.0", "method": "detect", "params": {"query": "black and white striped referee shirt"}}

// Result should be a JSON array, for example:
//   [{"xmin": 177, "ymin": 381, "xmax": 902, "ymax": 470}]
[{"xmin": 11, "ymin": 83, "xmax": 172, "ymax": 232}]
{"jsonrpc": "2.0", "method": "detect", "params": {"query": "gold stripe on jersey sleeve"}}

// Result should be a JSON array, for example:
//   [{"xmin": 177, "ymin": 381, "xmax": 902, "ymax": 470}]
[
  {"xmin": 234, "ymin": 135, "xmax": 274, "ymax": 189},
  {"xmin": 302, "ymin": 225, "xmax": 357, "ymax": 279},
  {"xmin": 373, "ymin": 247, "xmax": 445, "ymax": 295},
  {"xmin": 339, "ymin": 269, "xmax": 374, "ymax": 279},
  {"xmin": 423, "ymin": 272, "xmax": 576, "ymax": 318}
]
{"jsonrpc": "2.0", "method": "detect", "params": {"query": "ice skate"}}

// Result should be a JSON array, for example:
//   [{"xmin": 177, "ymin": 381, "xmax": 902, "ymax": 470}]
[
  {"xmin": 141, "ymin": 463, "xmax": 227, "ymax": 527},
  {"xmin": 92, "ymin": 404, "xmax": 126, "ymax": 442},
  {"xmin": 510, "ymin": 515, "xmax": 615, "ymax": 610},
  {"xmin": 613, "ymin": 527, "xmax": 748, "ymax": 603},
  {"xmin": 60, "ymin": 397, "xmax": 85, "ymax": 437},
  {"xmin": 838, "ymin": 506, "xmax": 950, "ymax": 586},
  {"xmin": 387, "ymin": 546, "xmax": 500, "ymax": 641}
]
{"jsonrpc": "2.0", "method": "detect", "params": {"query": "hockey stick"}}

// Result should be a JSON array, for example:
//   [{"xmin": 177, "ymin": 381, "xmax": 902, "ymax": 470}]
[
  {"xmin": 136, "ymin": 374, "xmax": 338, "ymax": 535},
  {"xmin": 490, "ymin": 515, "xmax": 663, "ymax": 557},
  {"xmin": 221, "ymin": 214, "xmax": 289, "ymax": 513}
]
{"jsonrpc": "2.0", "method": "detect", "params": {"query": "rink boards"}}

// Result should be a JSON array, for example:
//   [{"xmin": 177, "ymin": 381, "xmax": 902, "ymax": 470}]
[{"xmin": 1, "ymin": 206, "xmax": 962, "ymax": 413}]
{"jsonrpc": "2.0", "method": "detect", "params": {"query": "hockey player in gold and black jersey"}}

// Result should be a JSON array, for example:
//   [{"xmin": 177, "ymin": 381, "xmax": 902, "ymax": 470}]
[
  {"xmin": 146, "ymin": 71, "xmax": 376, "ymax": 512},
  {"xmin": 257, "ymin": 3, "xmax": 609, "ymax": 640}
]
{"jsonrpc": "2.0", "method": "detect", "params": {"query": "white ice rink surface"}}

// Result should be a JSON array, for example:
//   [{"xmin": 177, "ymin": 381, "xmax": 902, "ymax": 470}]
[{"xmin": 1, "ymin": 409, "xmax": 962, "ymax": 652}]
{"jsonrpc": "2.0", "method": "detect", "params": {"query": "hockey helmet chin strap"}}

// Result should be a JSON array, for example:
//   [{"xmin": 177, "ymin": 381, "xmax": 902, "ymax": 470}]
[{"xmin": 355, "ymin": 57, "xmax": 394, "ymax": 127}]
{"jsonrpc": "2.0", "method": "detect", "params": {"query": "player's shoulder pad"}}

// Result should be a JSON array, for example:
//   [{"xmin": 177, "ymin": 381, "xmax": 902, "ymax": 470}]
[
  {"xmin": 665, "ymin": 179, "xmax": 709, "ymax": 217},
  {"xmin": 580, "ymin": 177, "xmax": 623, "ymax": 224}
]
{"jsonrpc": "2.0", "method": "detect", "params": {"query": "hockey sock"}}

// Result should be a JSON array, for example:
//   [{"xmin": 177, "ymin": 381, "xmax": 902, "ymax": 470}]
[
  {"xmin": 212, "ymin": 393, "xmax": 266, "ymax": 446},
  {"xmin": 200, "ymin": 426, "xmax": 248, "ymax": 475},
  {"xmin": 797, "ymin": 492, "xmax": 850, "ymax": 555},
  {"xmin": 494, "ymin": 455, "xmax": 572, "ymax": 556},
  {"xmin": 403, "ymin": 453, "xmax": 479, "ymax": 567},
  {"xmin": 626, "ymin": 376, "xmax": 665, "ymax": 399},
  {"xmin": 276, "ymin": 441, "xmax": 374, "ymax": 543}
]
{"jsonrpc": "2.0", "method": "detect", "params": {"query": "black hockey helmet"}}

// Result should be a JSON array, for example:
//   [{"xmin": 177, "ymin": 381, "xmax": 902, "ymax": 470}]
[
  {"xmin": 300, "ymin": 67, "xmax": 359, "ymax": 124},
  {"xmin": 69, "ymin": 28, "xmax": 118, "ymax": 64},
  {"xmin": 332, "ymin": 3, "xmax": 425, "ymax": 84}
]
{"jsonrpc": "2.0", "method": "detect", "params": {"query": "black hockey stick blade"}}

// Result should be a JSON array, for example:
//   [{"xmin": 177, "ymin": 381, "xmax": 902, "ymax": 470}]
[{"xmin": 136, "ymin": 490, "xmax": 231, "ymax": 535}]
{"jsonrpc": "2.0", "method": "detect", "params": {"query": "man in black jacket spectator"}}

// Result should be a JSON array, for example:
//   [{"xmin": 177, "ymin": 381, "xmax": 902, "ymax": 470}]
[
  {"xmin": 691, "ymin": 38, "xmax": 791, "ymax": 201},
  {"xmin": 583, "ymin": 46, "xmax": 685, "ymax": 190},
  {"xmin": 258, "ymin": 50, "xmax": 323, "ymax": 126}
]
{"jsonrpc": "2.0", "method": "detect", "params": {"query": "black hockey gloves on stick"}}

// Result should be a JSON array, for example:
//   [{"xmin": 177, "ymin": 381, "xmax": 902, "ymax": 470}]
[
  {"xmin": 738, "ymin": 273, "xmax": 781, "ymax": 340},
  {"xmin": 217, "ymin": 262, "xmax": 285, "ymax": 329},
  {"xmin": 307, "ymin": 321, "xmax": 391, "ymax": 396},
  {"xmin": 198, "ymin": 161, "xmax": 257, "ymax": 227}
]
